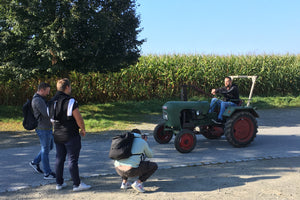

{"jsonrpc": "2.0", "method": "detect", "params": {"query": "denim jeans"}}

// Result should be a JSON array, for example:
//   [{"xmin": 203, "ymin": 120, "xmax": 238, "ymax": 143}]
[
  {"xmin": 33, "ymin": 129, "xmax": 54, "ymax": 175},
  {"xmin": 55, "ymin": 135, "xmax": 82, "ymax": 186},
  {"xmin": 209, "ymin": 98, "xmax": 237, "ymax": 120}
]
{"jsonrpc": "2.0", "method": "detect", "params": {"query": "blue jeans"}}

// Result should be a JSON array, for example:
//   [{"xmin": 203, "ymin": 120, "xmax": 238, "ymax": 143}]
[
  {"xmin": 209, "ymin": 98, "xmax": 237, "ymax": 120},
  {"xmin": 55, "ymin": 135, "xmax": 82, "ymax": 186},
  {"xmin": 33, "ymin": 129, "xmax": 54, "ymax": 175}
]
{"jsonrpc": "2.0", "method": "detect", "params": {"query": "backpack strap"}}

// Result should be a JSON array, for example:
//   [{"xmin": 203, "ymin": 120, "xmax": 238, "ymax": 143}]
[{"xmin": 131, "ymin": 136, "xmax": 143, "ymax": 158}]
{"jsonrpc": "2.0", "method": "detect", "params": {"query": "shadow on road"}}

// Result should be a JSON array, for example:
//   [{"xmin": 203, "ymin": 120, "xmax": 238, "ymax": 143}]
[{"xmin": 80, "ymin": 157, "xmax": 300, "ymax": 194}]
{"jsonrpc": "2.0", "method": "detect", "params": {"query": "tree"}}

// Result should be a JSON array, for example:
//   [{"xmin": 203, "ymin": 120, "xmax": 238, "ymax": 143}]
[{"xmin": 0, "ymin": 0, "xmax": 144, "ymax": 73}]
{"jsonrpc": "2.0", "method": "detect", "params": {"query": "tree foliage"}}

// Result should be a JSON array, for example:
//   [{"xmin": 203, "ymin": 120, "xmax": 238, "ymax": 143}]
[{"xmin": 0, "ymin": 0, "xmax": 144, "ymax": 73}]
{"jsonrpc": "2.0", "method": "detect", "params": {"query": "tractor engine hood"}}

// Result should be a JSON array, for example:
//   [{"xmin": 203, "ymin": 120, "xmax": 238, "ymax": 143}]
[
  {"xmin": 162, "ymin": 101, "xmax": 210, "ymax": 129},
  {"xmin": 163, "ymin": 101, "xmax": 210, "ymax": 114}
]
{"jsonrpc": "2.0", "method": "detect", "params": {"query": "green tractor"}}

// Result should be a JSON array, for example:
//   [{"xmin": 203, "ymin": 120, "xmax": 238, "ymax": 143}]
[{"xmin": 153, "ymin": 76, "xmax": 259, "ymax": 153}]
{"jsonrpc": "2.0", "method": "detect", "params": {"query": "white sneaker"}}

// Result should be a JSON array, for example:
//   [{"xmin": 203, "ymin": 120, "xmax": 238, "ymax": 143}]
[
  {"xmin": 56, "ymin": 182, "xmax": 67, "ymax": 190},
  {"xmin": 131, "ymin": 181, "xmax": 145, "ymax": 193},
  {"xmin": 73, "ymin": 182, "xmax": 91, "ymax": 192},
  {"xmin": 120, "ymin": 182, "xmax": 131, "ymax": 189}
]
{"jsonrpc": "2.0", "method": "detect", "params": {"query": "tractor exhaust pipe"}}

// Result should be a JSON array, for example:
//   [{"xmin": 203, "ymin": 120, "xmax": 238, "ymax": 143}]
[{"xmin": 181, "ymin": 85, "xmax": 188, "ymax": 101}]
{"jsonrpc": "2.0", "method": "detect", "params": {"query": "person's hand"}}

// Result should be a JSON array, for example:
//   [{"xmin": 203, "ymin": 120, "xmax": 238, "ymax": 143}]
[
  {"xmin": 80, "ymin": 129, "xmax": 86, "ymax": 137},
  {"xmin": 142, "ymin": 135, "xmax": 148, "ymax": 141},
  {"xmin": 211, "ymin": 89, "xmax": 216, "ymax": 95}
]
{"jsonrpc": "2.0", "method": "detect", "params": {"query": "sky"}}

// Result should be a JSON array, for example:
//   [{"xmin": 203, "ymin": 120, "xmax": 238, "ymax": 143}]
[{"xmin": 136, "ymin": 0, "xmax": 300, "ymax": 55}]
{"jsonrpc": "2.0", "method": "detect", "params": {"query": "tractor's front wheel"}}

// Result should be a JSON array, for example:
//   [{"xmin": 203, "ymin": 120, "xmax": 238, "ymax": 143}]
[
  {"xmin": 153, "ymin": 123, "xmax": 173, "ymax": 144},
  {"xmin": 174, "ymin": 129, "xmax": 197, "ymax": 153},
  {"xmin": 225, "ymin": 111, "xmax": 257, "ymax": 147}
]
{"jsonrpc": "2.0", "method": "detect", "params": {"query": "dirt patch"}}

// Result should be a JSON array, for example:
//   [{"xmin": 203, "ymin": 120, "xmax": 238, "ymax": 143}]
[{"xmin": 1, "ymin": 157, "xmax": 300, "ymax": 200}]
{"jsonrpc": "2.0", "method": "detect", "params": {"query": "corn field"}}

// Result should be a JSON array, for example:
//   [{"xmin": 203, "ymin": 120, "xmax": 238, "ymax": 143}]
[{"xmin": 1, "ymin": 54, "xmax": 299, "ymax": 105}]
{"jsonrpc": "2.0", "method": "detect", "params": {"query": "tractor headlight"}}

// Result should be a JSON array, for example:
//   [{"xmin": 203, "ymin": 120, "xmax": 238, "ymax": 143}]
[
  {"xmin": 163, "ymin": 111, "xmax": 168, "ymax": 120},
  {"xmin": 162, "ymin": 106, "xmax": 168, "ymax": 120}
]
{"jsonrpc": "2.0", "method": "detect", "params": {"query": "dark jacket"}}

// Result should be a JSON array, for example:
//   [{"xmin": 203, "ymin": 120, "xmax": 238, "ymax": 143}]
[
  {"xmin": 32, "ymin": 93, "xmax": 52, "ymax": 130},
  {"xmin": 215, "ymin": 84, "xmax": 240, "ymax": 104},
  {"xmin": 49, "ymin": 91, "xmax": 79, "ymax": 143}
]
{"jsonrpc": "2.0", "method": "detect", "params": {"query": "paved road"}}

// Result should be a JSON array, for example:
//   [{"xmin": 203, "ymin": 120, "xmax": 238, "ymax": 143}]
[{"xmin": 0, "ymin": 108, "xmax": 299, "ymax": 193}]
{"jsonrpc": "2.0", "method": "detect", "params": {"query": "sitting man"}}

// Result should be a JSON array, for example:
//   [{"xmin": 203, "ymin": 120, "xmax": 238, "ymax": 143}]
[
  {"xmin": 209, "ymin": 76, "xmax": 240, "ymax": 124},
  {"xmin": 114, "ymin": 129, "xmax": 158, "ymax": 193}
]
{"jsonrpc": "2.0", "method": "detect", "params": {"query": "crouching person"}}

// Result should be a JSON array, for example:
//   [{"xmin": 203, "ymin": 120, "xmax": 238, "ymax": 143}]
[{"xmin": 114, "ymin": 129, "xmax": 158, "ymax": 193}]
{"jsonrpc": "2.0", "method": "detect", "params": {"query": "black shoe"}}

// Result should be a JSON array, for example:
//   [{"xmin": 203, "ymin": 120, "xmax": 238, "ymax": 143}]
[
  {"xmin": 44, "ymin": 172, "xmax": 56, "ymax": 180},
  {"xmin": 212, "ymin": 119, "xmax": 224, "ymax": 125},
  {"xmin": 29, "ymin": 161, "xmax": 44, "ymax": 174}
]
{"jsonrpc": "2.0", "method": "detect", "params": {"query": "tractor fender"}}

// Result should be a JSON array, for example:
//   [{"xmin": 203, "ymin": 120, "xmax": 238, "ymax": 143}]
[{"xmin": 223, "ymin": 106, "xmax": 259, "ymax": 118}]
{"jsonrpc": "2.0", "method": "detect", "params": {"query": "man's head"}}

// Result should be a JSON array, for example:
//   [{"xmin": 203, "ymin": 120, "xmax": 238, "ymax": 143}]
[
  {"xmin": 37, "ymin": 82, "xmax": 50, "ymax": 97},
  {"xmin": 131, "ymin": 129, "xmax": 141, "ymax": 134},
  {"xmin": 57, "ymin": 78, "xmax": 71, "ymax": 95},
  {"xmin": 224, "ymin": 76, "xmax": 232, "ymax": 88}
]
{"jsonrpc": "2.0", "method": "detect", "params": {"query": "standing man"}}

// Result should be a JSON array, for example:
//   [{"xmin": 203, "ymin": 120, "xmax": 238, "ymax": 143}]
[
  {"xmin": 114, "ymin": 129, "xmax": 158, "ymax": 193},
  {"xmin": 30, "ymin": 82, "xmax": 56, "ymax": 179},
  {"xmin": 210, "ymin": 76, "xmax": 240, "ymax": 124},
  {"xmin": 49, "ymin": 78, "xmax": 91, "ymax": 191}
]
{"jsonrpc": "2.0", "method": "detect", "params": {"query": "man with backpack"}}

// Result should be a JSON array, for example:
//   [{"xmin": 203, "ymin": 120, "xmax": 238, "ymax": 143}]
[
  {"xmin": 114, "ymin": 129, "xmax": 158, "ymax": 193},
  {"xmin": 48, "ymin": 78, "xmax": 91, "ymax": 192},
  {"xmin": 29, "ymin": 82, "xmax": 56, "ymax": 179}
]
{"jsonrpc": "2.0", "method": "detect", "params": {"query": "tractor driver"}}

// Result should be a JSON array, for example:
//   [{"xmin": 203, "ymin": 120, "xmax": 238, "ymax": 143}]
[{"xmin": 209, "ymin": 76, "xmax": 240, "ymax": 124}]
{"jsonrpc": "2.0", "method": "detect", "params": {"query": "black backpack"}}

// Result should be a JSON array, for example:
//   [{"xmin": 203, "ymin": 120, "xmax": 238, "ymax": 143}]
[
  {"xmin": 47, "ymin": 96, "xmax": 72, "ymax": 143},
  {"xmin": 109, "ymin": 132, "xmax": 140, "ymax": 160},
  {"xmin": 22, "ymin": 98, "xmax": 38, "ymax": 130},
  {"xmin": 48, "ymin": 96, "xmax": 70, "ymax": 122}
]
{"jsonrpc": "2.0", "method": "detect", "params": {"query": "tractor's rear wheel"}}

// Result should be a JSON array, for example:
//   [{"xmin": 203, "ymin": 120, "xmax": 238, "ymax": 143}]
[
  {"xmin": 153, "ymin": 123, "xmax": 173, "ymax": 144},
  {"xmin": 225, "ymin": 111, "xmax": 257, "ymax": 147},
  {"xmin": 174, "ymin": 129, "xmax": 196, "ymax": 153}
]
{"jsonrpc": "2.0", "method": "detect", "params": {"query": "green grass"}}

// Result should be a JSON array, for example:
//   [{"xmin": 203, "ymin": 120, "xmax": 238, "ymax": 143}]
[
  {"xmin": 251, "ymin": 96, "xmax": 300, "ymax": 109},
  {"xmin": 0, "ymin": 96, "xmax": 299, "ymax": 132},
  {"xmin": 80, "ymin": 99, "xmax": 165, "ymax": 132},
  {"xmin": 0, "ymin": 99, "xmax": 167, "ymax": 132}
]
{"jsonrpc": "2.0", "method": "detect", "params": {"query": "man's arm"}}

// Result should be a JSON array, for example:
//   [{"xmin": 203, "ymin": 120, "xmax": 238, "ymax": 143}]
[
  {"xmin": 223, "ymin": 85, "xmax": 239, "ymax": 100},
  {"xmin": 32, "ymin": 97, "xmax": 49, "ymax": 119},
  {"xmin": 215, "ymin": 87, "xmax": 228, "ymax": 94},
  {"xmin": 72, "ymin": 108, "xmax": 86, "ymax": 136},
  {"xmin": 143, "ymin": 142, "xmax": 154, "ymax": 158}
]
